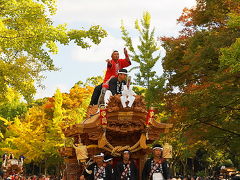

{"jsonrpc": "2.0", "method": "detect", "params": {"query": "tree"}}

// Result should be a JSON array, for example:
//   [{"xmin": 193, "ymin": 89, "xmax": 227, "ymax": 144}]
[
  {"xmin": 0, "ymin": 0, "xmax": 107, "ymax": 101},
  {"xmin": 61, "ymin": 84, "xmax": 93, "ymax": 126},
  {"xmin": 0, "ymin": 87, "xmax": 27, "ymax": 142},
  {"xmin": 121, "ymin": 12, "xmax": 165, "ymax": 107},
  {"xmin": 161, "ymin": 0, "xmax": 240, "ymax": 170},
  {"xmin": 0, "ymin": 87, "xmax": 27, "ymax": 121}
]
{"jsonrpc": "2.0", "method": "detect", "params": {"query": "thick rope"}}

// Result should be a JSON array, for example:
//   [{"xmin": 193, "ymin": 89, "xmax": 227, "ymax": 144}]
[{"xmin": 94, "ymin": 133, "xmax": 149, "ymax": 156}]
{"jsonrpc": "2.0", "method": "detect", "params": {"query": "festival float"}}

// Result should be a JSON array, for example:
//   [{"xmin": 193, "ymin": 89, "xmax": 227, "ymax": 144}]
[{"xmin": 59, "ymin": 93, "xmax": 173, "ymax": 180}]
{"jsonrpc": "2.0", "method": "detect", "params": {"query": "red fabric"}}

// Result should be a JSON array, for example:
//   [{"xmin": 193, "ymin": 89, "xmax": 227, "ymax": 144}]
[
  {"xmin": 103, "ymin": 59, "xmax": 131, "ymax": 83},
  {"xmin": 102, "ymin": 83, "xmax": 109, "ymax": 88}
]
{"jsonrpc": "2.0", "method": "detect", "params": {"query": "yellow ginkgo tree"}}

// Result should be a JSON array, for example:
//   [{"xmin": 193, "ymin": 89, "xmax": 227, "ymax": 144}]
[{"xmin": 0, "ymin": 0, "xmax": 107, "ymax": 101}]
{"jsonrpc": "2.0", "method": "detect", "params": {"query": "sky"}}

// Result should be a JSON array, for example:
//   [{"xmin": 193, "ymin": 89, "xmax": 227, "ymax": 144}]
[{"xmin": 35, "ymin": 0, "xmax": 196, "ymax": 99}]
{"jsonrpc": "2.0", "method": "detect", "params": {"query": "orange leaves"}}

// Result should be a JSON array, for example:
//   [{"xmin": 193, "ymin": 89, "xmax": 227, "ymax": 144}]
[
  {"xmin": 177, "ymin": 0, "xmax": 240, "ymax": 31},
  {"xmin": 179, "ymin": 65, "xmax": 190, "ymax": 73},
  {"xmin": 62, "ymin": 85, "xmax": 93, "ymax": 109},
  {"xmin": 184, "ymin": 82, "xmax": 212, "ymax": 93},
  {"xmin": 44, "ymin": 103, "xmax": 54, "ymax": 109},
  {"xmin": 177, "ymin": 8, "xmax": 194, "ymax": 27}
]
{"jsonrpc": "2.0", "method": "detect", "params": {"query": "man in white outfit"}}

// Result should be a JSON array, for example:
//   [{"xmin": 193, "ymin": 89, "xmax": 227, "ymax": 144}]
[{"xmin": 120, "ymin": 78, "xmax": 136, "ymax": 108}]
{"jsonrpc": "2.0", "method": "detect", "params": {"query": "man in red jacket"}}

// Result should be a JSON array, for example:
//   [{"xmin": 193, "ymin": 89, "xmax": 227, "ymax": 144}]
[{"xmin": 90, "ymin": 48, "xmax": 131, "ymax": 106}]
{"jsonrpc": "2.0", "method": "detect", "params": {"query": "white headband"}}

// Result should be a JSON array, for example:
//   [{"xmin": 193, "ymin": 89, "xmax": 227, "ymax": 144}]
[
  {"xmin": 104, "ymin": 158, "xmax": 113, "ymax": 162},
  {"xmin": 153, "ymin": 147, "xmax": 163, "ymax": 150},
  {"xmin": 94, "ymin": 153, "xmax": 104, "ymax": 157},
  {"xmin": 118, "ymin": 71, "xmax": 128, "ymax": 75}
]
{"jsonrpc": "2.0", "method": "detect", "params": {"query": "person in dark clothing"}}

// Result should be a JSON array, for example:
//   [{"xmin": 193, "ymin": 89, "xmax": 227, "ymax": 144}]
[
  {"xmin": 2, "ymin": 153, "xmax": 8, "ymax": 160},
  {"xmin": 90, "ymin": 84, "xmax": 103, "ymax": 105},
  {"xmin": 9, "ymin": 153, "xmax": 14, "ymax": 159},
  {"xmin": 142, "ymin": 144, "xmax": 170, "ymax": 180},
  {"xmin": 108, "ymin": 69, "xmax": 127, "ymax": 95},
  {"xmin": 104, "ymin": 69, "xmax": 127, "ymax": 106},
  {"xmin": 90, "ymin": 49, "xmax": 131, "ymax": 106},
  {"xmin": 104, "ymin": 155, "xmax": 115, "ymax": 179},
  {"xmin": 81, "ymin": 153, "xmax": 113, "ymax": 180},
  {"xmin": 115, "ymin": 150, "xmax": 138, "ymax": 180},
  {"xmin": 104, "ymin": 155, "xmax": 114, "ymax": 166}
]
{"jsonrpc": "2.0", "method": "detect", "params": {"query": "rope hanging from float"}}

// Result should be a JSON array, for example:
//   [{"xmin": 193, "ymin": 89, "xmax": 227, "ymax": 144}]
[{"xmin": 86, "ymin": 132, "xmax": 149, "ymax": 156}]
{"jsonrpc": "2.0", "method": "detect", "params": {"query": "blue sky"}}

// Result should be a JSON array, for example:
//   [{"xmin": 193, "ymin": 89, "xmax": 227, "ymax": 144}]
[{"xmin": 35, "ymin": 0, "xmax": 196, "ymax": 99}]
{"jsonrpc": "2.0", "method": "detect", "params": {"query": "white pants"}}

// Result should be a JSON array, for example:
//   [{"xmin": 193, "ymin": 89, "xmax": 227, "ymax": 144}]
[
  {"xmin": 104, "ymin": 90, "xmax": 113, "ymax": 106},
  {"xmin": 120, "ymin": 95, "xmax": 135, "ymax": 108},
  {"xmin": 153, "ymin": 173, "xmax": 164, "ymax": 180}
]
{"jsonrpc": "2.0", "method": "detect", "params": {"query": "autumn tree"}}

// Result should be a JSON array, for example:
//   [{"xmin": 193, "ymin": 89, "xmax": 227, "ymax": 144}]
[
  {"xmin": 161, "ymin": 0, "xmax": 240, "ymax": 170},
  {"xmin": 0, "ymin": 87, "xmax": 27, "ymax": 143},
  {"xmin": 0, "ymin": 76, "xmax": 96, "ymax": 174},
  {"xmin": 0, "ymin": 88, "xmax": 27, "ymax": 121}
]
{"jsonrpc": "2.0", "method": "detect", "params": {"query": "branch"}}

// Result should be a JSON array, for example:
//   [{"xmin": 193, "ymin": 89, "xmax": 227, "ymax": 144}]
[
  {"xmin": 0, "ymin": 35, "xmax": 39, "ymax": 39},
  {"xmin": 201, "ymin": 121, "xmax": 240, "ymax": 137},
  {"xmin": 183, "ymin": 116, "xmax": 240, "ymax": 137}
]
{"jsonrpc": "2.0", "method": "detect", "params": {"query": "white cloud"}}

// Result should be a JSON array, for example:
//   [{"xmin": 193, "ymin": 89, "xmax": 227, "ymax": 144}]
[
  {"xmin": 71, "ymin": 33, "xmax": 141, "ymax": 62},
  {"xmin": 71, "ymin": 35, "xmax": 125, "ymax": 62},
  {"xmin": 54, "ymin": 0, "xmax": 196, "ymax": 31}
]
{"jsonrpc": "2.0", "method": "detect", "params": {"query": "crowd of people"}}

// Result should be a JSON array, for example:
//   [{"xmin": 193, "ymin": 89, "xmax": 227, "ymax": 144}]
[{"xmin": 0, "ymin": 175, "xmax": 54, "ymax": 180}]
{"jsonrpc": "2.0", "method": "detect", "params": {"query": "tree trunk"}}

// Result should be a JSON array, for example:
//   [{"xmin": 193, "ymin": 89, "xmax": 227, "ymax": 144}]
[
  {"xmin": 171, "ymin": 162, "xmax": 176, "ymax": 177},
  {"xmin": 191, "ymin": 158, "xmax": 194, "ymax": 176},
  {"xmin": 44, "ymin": 158, "xmax": 47, "ymax": 176},
  {"xmin": 39, "ymin": 162, "xmax": 42, "ymax": 175},
  {"xmin": 32, "ymin": 163, "xmax": 35, "ymax": 175},
  {"xmin": 181, "ymin": 158, "xmax": 188, "ymax": 176}
]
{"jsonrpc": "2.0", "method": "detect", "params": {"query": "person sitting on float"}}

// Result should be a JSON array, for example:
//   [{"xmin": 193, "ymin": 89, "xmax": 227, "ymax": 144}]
[
  {"xmin": 120, "ymin": 76, "xmax": 136, "ymax": 108},
  {"xmin": 104, "ymin": 69, "xmax": 128, "ymax": 106}
]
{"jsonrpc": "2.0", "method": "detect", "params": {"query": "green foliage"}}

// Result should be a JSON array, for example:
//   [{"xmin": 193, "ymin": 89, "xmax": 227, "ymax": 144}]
[
  {"xmin": 85, "ymin": 75, "xmax": 103, "ymax": 87},
  {"xmin": 227, "ymin": 13, "xmax": 240, "ymax": 28},
  {"xmin": 0, "ymin": 87, "xmax": 27, "ymax": 142},
  {"xmin": 0, "ymin": 0, "xmax": 107, "ymax": 101},
  {"xmin": 121, "ymin": 12, "xmax": 160, "ymax": 88},
  {"xmin": 221, "ymin": 159, "xmax": 234, "ymax": 167},
  {"xmin": 0, "ymin": 88, "xmax": 27, "ymax": 121},
  {"xmin": 132, "ymin": 86, "xmax": 145, "ymax": 96},
  {"xmin": 220, "ymin": 38, "xmax": 240, "ymax": 73},
  {"xmin": 121, "ymin": 12, "xmax": 164, "ymax": 107},
  {"xmin": 196, "ymin": 171, "xmax": 207, "ymax": 177}
]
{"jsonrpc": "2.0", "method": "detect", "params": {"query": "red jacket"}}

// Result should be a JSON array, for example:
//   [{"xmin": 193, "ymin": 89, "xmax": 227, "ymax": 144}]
[{"xmin": 103, "ymin": 59, "xmax": 131, "ymax": 87}]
